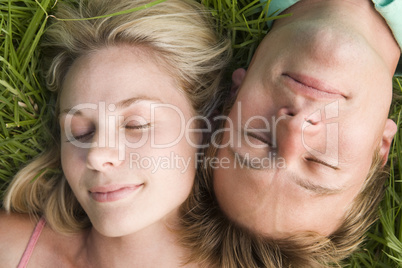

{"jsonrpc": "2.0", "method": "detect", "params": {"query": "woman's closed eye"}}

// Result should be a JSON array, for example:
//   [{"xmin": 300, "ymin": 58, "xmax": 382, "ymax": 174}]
[
  {"xmin": 68, "ymin": 130, "xmax": 95, "ymax": 143},
  {"xmin": 122, "ymin": 122, "xmax": 152, "ymax": 144},
  {"xmin": 65, "ymin": 121, "xmax": 151, "ymax": 143}
]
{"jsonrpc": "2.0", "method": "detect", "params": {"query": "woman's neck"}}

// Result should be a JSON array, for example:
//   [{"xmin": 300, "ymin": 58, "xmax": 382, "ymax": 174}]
[{"xmin": 81, "ymin": 215, "xmax": 197, "ymax": 268}]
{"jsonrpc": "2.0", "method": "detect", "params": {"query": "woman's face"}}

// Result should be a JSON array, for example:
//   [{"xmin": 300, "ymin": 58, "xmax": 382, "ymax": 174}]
[{"xmin": 59, "ymin": 46, "xmax": 199, "ymax": 237}]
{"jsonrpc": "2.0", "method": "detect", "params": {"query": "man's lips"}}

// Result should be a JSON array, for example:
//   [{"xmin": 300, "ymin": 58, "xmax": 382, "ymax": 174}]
[
  {"xmin": 283, "ymin": 72, "xmax": 346, "ymax": 99},
  {"xmin": 89, "ymin": 184, "xmax": 143, "ymax": 202}
]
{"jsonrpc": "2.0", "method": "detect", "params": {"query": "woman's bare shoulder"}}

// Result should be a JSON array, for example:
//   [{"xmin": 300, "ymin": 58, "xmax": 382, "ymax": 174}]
[
  {"xmin": 0, "ymin": 210, "xmax": 89, "ymax": 267},
  {"xmin": 0, "ymin": 210, "xmax": 38, "ymax": 266}
]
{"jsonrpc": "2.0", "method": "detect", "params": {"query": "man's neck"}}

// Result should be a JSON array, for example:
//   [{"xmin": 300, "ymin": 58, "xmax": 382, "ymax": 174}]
[{"xmin": 274, "ymin": 0, "xmax": 400, "ymax": 74}]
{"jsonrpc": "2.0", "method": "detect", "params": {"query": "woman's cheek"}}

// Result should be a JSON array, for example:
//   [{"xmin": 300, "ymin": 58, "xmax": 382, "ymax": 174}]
[{"xmin": 61, "ymin": 144, "xmax": 87, "ymax": 177}]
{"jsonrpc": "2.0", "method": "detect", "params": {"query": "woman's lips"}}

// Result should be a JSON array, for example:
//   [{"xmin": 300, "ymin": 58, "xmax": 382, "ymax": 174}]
[
  {"xmin": 283, "ymin": 73, "xmax": 346, "ymax": 99},
  {"xmin": 89, "ymin": 184, "xmax": 143, "ymax": 202}
]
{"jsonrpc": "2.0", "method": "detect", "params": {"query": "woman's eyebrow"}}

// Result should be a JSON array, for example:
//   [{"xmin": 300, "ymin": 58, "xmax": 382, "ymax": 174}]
[
  {"xmin": 59, "ymin": 108, "xmax": 83, "ymax": 117},
  {"xmin": 115, "ymin": 96, "xmax": 163, "ymax": 109},
  {"xmin": 59, "ymin": 96, "xmax": 164, "ymax": 115}
]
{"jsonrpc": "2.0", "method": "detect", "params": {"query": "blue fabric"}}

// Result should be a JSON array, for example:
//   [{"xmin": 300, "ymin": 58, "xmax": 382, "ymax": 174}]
[
  {"xmin": 262, "ymin": 0, "xmax": 298, "ymax": 29},
  {"xmin": 372, "ymin": 0, "xmax": 402, "ymax": 51},
  {"xmin": 261, "ymin": 0, "xmax": 402, "ymax": 51}
]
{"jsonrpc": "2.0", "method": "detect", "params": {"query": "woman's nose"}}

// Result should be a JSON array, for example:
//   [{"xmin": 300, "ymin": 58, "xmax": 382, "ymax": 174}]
[{"xmin": 86, "ymin": 136, "xmax": 123, "ymax": 171}]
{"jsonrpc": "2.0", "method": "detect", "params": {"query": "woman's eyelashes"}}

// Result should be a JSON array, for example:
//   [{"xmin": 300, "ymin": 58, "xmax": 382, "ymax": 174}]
[
  {"xmin": 66, "ymin": 128, "xmax": 95, "ymax": 143},
  {"xmin": 124, "ymin": 122, "xmax": 152, "ymax": 130},
  {"xmin": 72, "ymin": 131, "xmax": 95, "ymax": 142}
]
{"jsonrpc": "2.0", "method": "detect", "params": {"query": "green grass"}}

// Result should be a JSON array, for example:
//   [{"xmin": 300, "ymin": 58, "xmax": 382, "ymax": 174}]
[
  {"xmin": 1, "ymin": 0, "xmax": 402, "ymax": 266},
  {"xmin": 0, "ymin": 0, "xmax": 55, "ymax": 196},
  {"xmin": 203, "ymin": 0, "xmax": 291, "ymax": 71}
]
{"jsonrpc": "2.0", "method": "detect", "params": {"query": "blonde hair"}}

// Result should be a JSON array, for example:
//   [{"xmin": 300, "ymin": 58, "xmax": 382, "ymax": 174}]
[
  {"xmin": 179, "ymin": 101, "xmax": 388, "ymax": 267},
  {"xmin": 3, "ymin": 0, "xmax": 231, "ymax": 233}
]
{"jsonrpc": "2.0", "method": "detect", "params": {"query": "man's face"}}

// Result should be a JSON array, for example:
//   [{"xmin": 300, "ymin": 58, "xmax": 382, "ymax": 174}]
[{"xmin": 213, "ymin": 0, "xmax": 399, "ymax": 238}]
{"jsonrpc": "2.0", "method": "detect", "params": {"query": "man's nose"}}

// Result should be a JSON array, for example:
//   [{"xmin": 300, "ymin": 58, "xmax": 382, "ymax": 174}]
[{"xmin": 273, "ymin": 107, "xmax": 324, "ymax": 160}]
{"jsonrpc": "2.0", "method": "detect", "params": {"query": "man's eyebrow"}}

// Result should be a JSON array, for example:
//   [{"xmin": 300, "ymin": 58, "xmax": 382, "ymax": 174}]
[
  {"xmin": 228, "ymin": 146, "xmax": 261, "ymax": 170},
  {"xmin": 289, "ymin": 172, "xmax": 344, "ymax": 196},
  {"xmin": 228, "ymin": 146, "xmax": 343, "ymax": 195},
  {"xmin": 60, "ymin": 96, "xmax": 163, "ymax": 115}
]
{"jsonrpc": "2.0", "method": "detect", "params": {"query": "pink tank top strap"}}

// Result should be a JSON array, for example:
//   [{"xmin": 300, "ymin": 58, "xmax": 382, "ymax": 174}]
[{"xmin": 17, "ymin": 216, "xmax": 46, "ymax": 268}]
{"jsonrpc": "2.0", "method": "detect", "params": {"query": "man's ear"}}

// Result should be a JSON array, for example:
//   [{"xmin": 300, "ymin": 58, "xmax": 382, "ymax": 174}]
[
  {"xmin": 231, "ymin": 68, "xmax": 246, "ymax": 95},
  {"xmin": 379, "ymin": 118, "xmax": 397, "ymax": 166}
]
